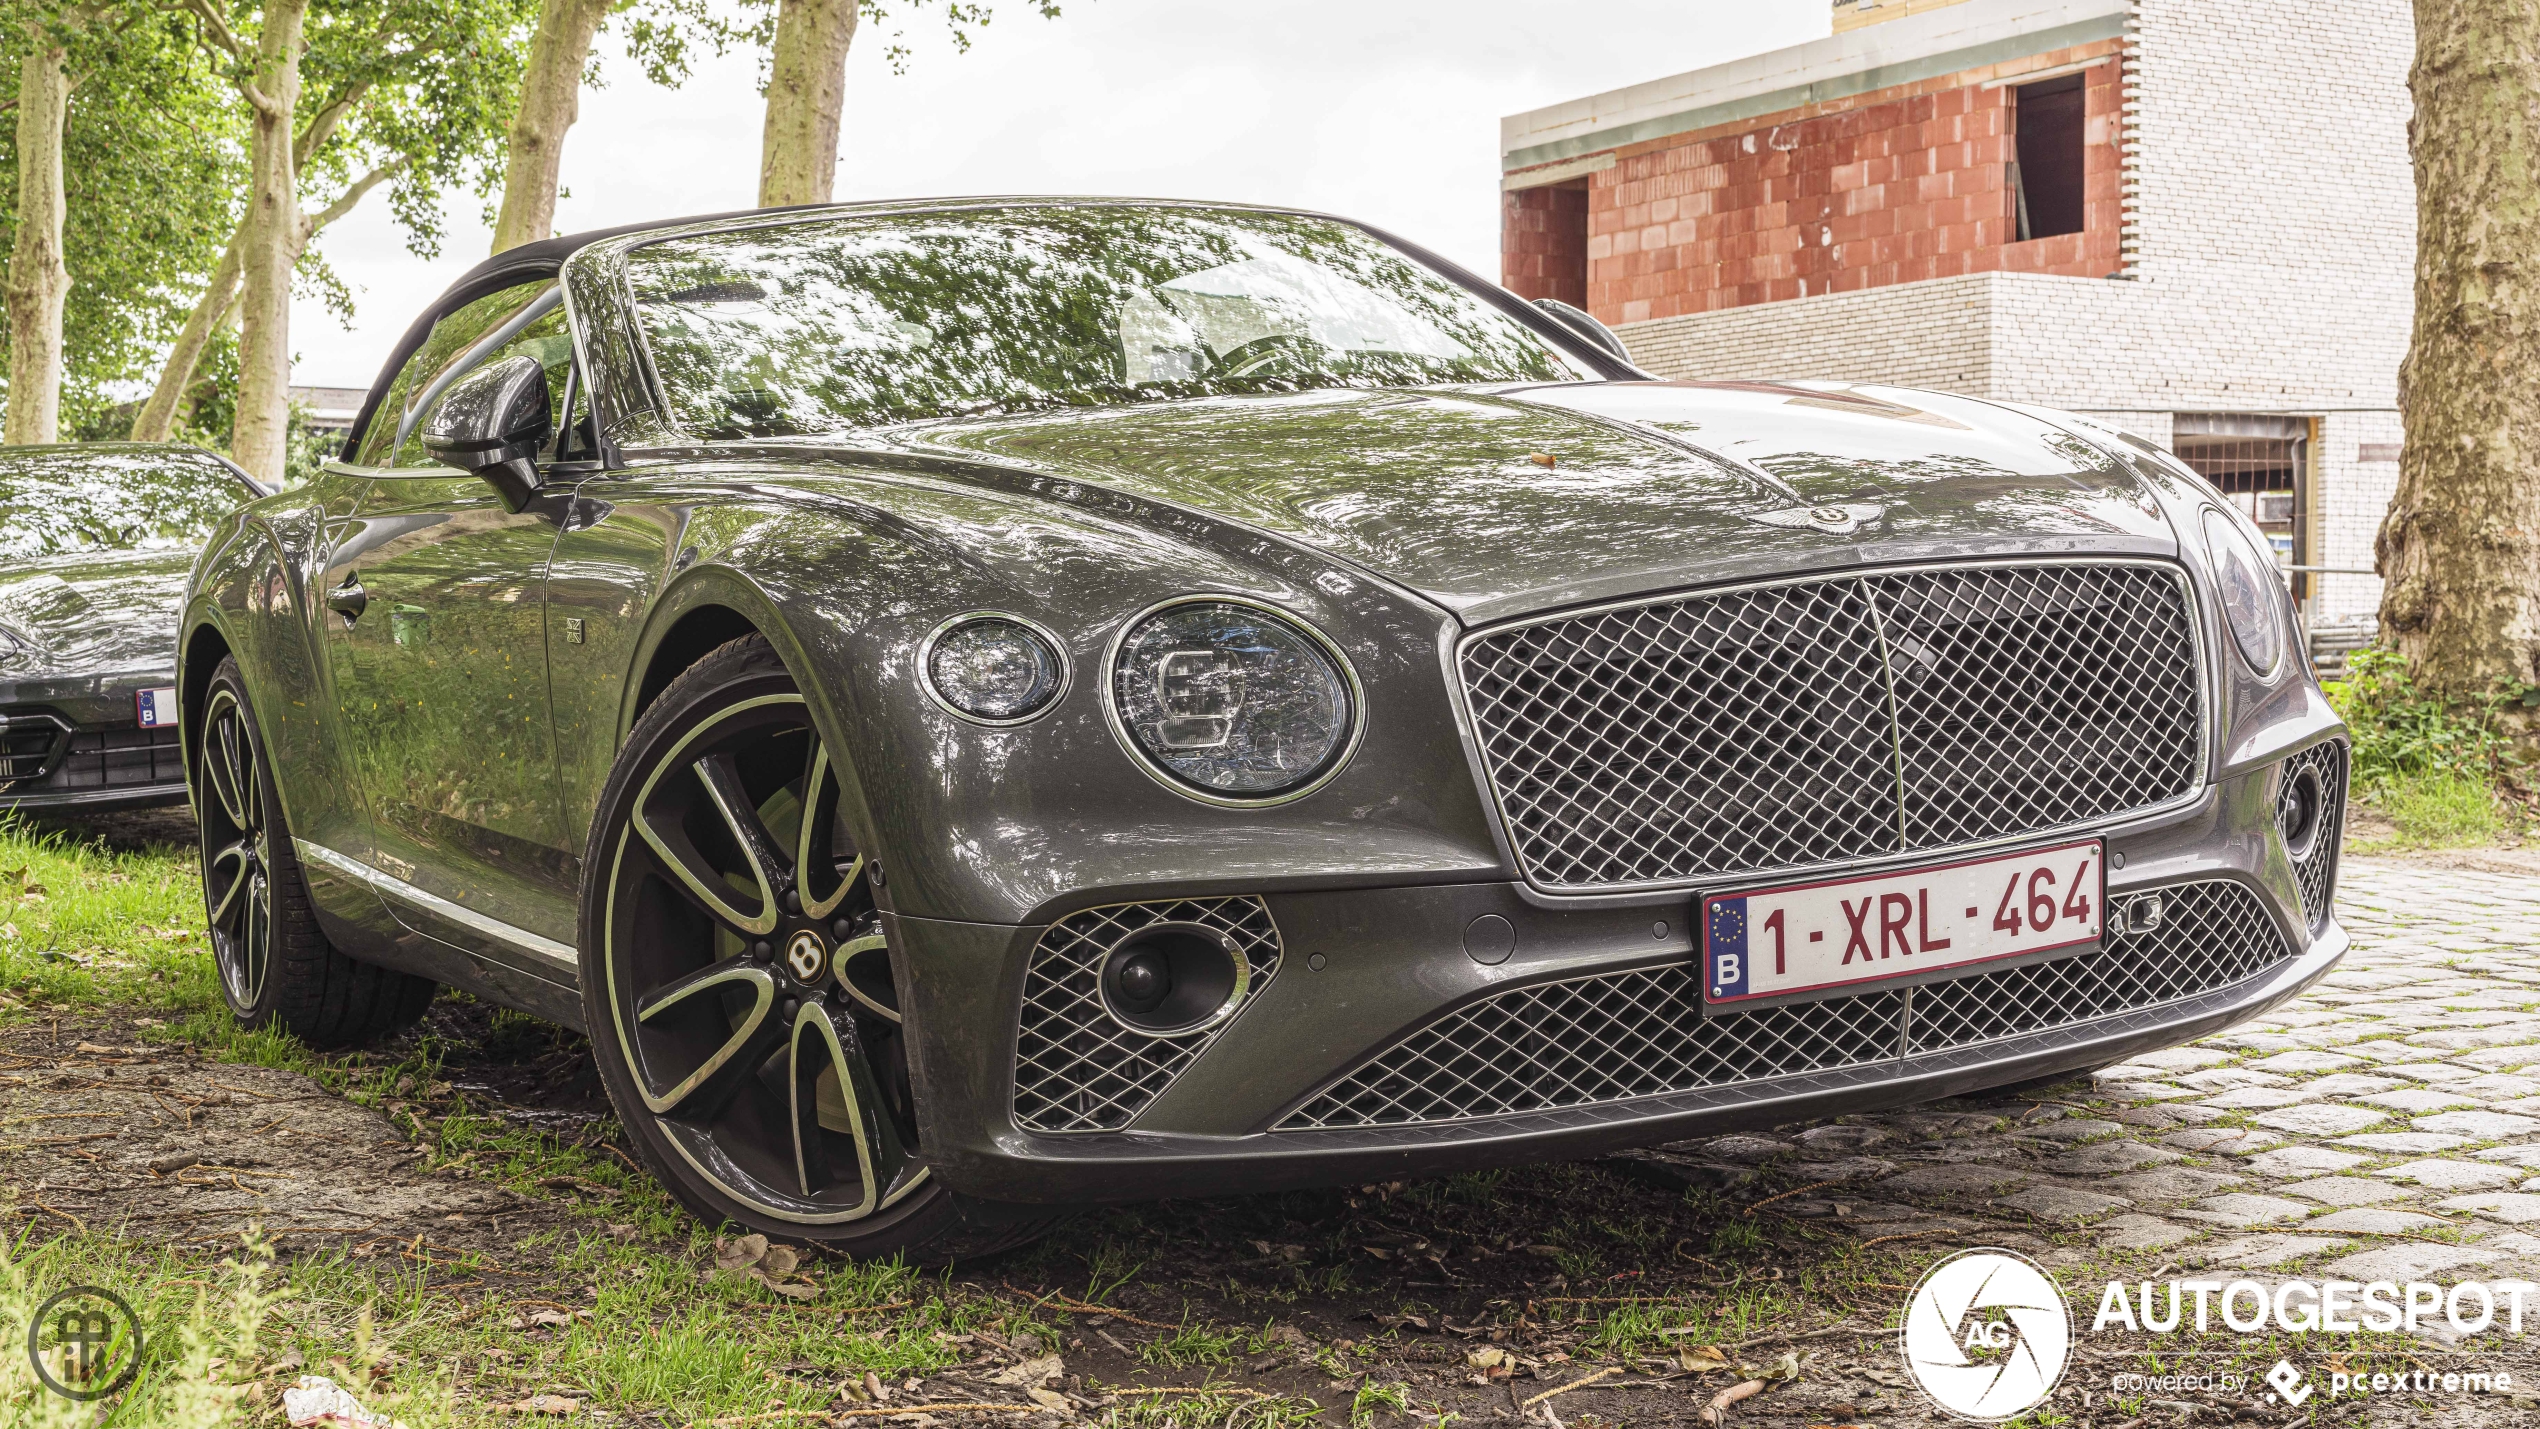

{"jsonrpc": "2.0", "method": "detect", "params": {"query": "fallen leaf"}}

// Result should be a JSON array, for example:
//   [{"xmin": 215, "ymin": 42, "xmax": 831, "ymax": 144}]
[
  {"xmin": 1026, "ymin": 1387, "xmax": 1070, "ymax": 1412},
  {"xmin": 1676, "ymin": 1344, "xmax": 1730, "ymax": 1373},
  {"xmin": 760, "ymin": 1244, "xmax": 801, "ymax": 1278},
  {"xmin": 524, "ymin": 1310, "xmax": 575, "ymax": 1329},
  {"xmin": 993, "ymin": 1355, "xmax": 1065, "ymax": 1389},
  {"xmin": 714, "ymin": 1233, "xmax": 770, "ymax": 1270}
]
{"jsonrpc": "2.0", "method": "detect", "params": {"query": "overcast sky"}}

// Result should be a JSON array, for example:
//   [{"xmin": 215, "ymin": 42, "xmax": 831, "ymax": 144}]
[{"xmin": 291, "ymin": 0, "xmax": 1828, "ymax": 389}]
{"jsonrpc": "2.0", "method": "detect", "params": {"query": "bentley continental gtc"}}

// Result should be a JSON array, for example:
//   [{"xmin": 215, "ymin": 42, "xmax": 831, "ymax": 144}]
[
  {"xmin": 176, "ymin": 198, "xmax": 2349, "ymax": 1260},
  {"xmin": 2, "ymin": 443, "xmax": 263, "ymax": 813}
]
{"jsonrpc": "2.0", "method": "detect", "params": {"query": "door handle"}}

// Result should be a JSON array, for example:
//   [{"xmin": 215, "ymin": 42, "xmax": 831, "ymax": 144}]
[{"xmin": 328, "ymin": 576, "xmax": 368, "ymax": 625}]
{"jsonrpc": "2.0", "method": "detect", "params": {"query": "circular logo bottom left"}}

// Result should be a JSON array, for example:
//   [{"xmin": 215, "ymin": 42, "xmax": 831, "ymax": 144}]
[{"xmin": 28, "ymin": 1285, "xmax": 144, "ymax": 1401}]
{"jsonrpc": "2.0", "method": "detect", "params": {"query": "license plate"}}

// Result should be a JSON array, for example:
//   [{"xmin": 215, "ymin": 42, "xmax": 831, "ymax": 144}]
[
  {"xmin": 135, "ymin": 687, "xmax": 179, "ymax": 729},
  {"xmin": 1701, "ymin": 838, "xmax": 2104, "ymax": 1009}
]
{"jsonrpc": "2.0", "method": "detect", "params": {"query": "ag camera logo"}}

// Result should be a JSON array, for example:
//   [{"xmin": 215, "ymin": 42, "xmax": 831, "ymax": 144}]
[{"xmin": 1903, "ymin": 1248, "xmax": 2071, "ymax": 1421}]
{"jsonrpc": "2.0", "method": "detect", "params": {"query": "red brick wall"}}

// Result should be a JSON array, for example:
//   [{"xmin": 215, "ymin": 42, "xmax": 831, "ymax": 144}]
[
  {"xmin": 1579, "ymin": 41, "xmax": 2125, "ymax": 324},
  {"xmin": 1502, "ymin": 182, "xmax": 1589, "ymax": 307}
]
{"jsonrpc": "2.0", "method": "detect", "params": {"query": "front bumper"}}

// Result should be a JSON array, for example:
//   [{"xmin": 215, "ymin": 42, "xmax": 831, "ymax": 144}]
[
  {"xmin": 0, "ymin": 711, "xmax": 189, "ymax": 813},
  {"xmin": 900, "ymin": 753, "xmax": 2346, "ymax": 1205}
]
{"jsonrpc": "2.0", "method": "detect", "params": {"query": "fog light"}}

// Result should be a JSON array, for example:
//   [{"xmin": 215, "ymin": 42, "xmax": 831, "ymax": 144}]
[
  {"xmin": 1097, "ymin": 922, "xmax": 1249, "ymax": 1036},
  {"xmin": 2279, "ymin": 765, "xmax": 2325, "ymax": 861}
]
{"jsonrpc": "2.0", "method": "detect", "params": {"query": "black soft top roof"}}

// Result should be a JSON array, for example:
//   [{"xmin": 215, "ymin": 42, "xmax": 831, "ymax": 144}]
[{"xmin": 345, "ymin": 201, "xmax": 836, "ymax": 452}]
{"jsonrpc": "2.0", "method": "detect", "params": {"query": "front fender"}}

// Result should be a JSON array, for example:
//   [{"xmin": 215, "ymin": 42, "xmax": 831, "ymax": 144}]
[
  {"xmin": 555, "ymin": 462, "xmax": 1510, "ymax": 932},
  {"xmin": 178, "ymin": 490, "xmax": 370, "ymax": 865}
]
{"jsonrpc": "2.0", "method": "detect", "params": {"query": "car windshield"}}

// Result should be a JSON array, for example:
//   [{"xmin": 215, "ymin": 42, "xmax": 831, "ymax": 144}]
[
  {"xmin": 0, "ymin": 449, "xmax": 250, "ymax": 560},
  {"xmin": 623, "ymin": 206, "xmax": 1592, "ymax": 438}
]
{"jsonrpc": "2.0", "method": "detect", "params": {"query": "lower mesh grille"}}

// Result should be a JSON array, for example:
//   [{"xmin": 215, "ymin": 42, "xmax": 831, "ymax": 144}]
[
  {"xmin": 1014, "ymin": 897, "xmax": 1281, "ymax": 1134},
  {"xmin": 37, "ymin": 723, "xmax": 185, "ymax": 791},
  {"xmin": 2276, "ymin": 741, "xmax": 2347, "ymax": 933},
  {"xmin": 1279, "ymin": 879, "xmax": 2292, "ymax": 1129}
]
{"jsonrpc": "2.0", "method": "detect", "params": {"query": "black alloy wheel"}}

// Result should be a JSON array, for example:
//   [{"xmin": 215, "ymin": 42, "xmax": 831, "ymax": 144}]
[
  {"xmin": 197, "ymin": 657, "xmax": 437, "ymax": 1046},
  {"xmin": 580, "ymin": 636, "xmax": 1054, "ymax": 1261},
  {"xmin": 200, "ymin": 680, "xmax": 274, "ymax": 1012}
]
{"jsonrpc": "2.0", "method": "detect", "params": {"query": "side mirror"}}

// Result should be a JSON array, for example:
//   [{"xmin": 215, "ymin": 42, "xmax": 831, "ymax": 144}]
[
  {"xmin": 1533, "ymin": 297, "xmax": 1631, "ymax": 363},
  {"xmin": 421, "ymin": 354, "xmax": 552, "ymax": 512}
]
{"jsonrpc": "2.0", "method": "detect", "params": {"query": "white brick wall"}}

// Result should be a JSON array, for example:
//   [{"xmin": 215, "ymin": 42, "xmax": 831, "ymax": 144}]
[{"xmin": 1611, "ymin": 0, "xmax": 2415, "ymax": 633}]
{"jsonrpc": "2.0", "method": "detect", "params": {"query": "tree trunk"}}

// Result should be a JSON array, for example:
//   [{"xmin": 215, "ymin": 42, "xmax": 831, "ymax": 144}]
[
  {"xmin": 229, "ymin": 0, "xmax": 311, "ymax": 484},
  {"xmin": 133, "ymin": 153, "xmax": 397, "ymax": 444},
  {"xmin": 129, "ymin": 226, "xmax": 243, "ymax": 442},
  {"xmin": 2378, "ymin": 0, "xmax": 2540, "ymax": 693},
  {"xmin": 4, "ymin": 40, "xmax": 73, "ymax": 446},
  {"xmin": 491, "ymin": 0, "xmax": 613, "ymax": 253},
  {"xmin": 758, "ymin": 0, "xmax": 858, "ymax": 207}
]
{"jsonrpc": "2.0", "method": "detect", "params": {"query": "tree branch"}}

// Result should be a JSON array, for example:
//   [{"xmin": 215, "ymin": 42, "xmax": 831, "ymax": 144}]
[
  {"xmin": 294, "ymin": 79, "xmax": 371, "ymax": 164},
  {"xmin": 176, "ymin": 0, "xmax": 243, "ymax": 58},
  {"xmin": 300, "ymin": 157, "xmax": 407, "ymax": 240}
]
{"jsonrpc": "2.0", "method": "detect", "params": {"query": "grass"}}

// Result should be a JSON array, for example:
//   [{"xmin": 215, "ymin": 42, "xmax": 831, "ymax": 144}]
[
  {"xmin": 0, "ymin": 817, "xmax": 1075, "ymax": 1424},
  {"xmin": 2382, "ymin": 769, "xmax": 2500, "ymax": 847},
  {"xmin": 0, "ymin": 1222, "xmax": 1075, "ymax": 1427}
]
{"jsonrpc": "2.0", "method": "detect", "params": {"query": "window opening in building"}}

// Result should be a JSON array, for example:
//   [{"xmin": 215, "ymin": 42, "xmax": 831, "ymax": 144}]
[
  {"xmin": 2010, "ymin": 73, "xmax": 2086, "ymax": 240},
  {"xmin": 2172, "ymin": 414, "xmax": 2309, "ymax": 603},
  {"xmin": 1503, "ymin": 180, "xmax": 1590, "ymax": 309}
]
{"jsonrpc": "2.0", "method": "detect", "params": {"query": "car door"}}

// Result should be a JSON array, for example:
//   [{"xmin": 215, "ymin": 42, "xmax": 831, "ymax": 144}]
[{"xmin": 325, "ymin": 285, "xmax": 588, "ymax": 987}]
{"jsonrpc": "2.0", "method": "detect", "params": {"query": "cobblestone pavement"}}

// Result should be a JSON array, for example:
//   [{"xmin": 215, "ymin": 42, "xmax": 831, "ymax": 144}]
[
  {"xmin": 1651, "ymin": 858, "xmax": 2540, "ymax": 1284},
  {"xmin": 1609, "ymin": 854, "xmax": 2540, "ymax": 1423}
]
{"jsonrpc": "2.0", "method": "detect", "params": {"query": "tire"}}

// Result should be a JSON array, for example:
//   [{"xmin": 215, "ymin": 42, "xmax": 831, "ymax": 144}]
[
  {"xmin": 198, "ymin": 657, "xmax": 438, "ymax": 1048},
  {"xmin": 578, "ymin": 635, "xmax": 1062, "ymax": 1265}
]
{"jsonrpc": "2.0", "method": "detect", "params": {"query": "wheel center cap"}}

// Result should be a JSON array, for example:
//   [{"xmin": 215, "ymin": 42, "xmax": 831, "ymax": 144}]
[{"xmin": 782, "ymin": 928, "xmax": 828, "ymax": 986}]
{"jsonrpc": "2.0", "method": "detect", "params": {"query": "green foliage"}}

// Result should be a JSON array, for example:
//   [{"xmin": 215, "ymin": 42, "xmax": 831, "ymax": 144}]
[
  {"xmin": 2324, "ymin": 647, "xmax": 2536, "ymax": 798},
  {"xmin": 0, "ymin": 8, "xmax": 245, "ymax": 435}
]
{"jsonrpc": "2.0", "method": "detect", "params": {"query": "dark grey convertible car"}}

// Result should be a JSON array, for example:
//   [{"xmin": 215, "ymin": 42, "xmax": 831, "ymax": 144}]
[
  {"xmin": 2, "ymin": 444, "xmax": 262, "ymax": 813},
  {"xmin": 178, "ymin": 198, "xmax": 2347, "ymax": 1260}
]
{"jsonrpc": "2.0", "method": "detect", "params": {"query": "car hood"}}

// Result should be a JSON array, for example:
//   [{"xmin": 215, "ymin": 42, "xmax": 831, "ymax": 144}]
[
  {"xmin": 0, "ymin": 547, "xmax": 190, "ymax": 676},
  {"xmin": 893, "ymin": 379, "xmax": 2178, "ymax": 624}
]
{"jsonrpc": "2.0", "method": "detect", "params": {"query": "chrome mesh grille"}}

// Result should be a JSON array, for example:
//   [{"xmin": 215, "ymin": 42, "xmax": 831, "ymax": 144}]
[
  {"xmin": 2276, "ymin": 741, "xmax": 2348, "ymax": 933},
  {"xmin": 1279, "ymin": 879, "xmax": 2287, "ymax": 1129},
  {"xmin": 1459, "ymin": 562, "xmax": 2204, "ymax": 890},
  {"xmin": 1013, "ymin": 896, "xmax": 1280, "ymax": 1134},
  {"xmin": 1906, "ymin": 880, "xmax": 2293, "ymax": 1050}
]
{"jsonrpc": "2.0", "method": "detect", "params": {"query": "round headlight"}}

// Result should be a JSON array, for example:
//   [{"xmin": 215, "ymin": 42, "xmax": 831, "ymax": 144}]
[
  {"xmin": 2202, "ymin": 507, "xmax": 2285, "ymax": 676},
  {"xmin": 922, "ymin": 614, "xmax": 1066, "ymax": 724},
  {"xmin": 1109, "ymin": 598, "xmax": 1358, "ymax": 802}
]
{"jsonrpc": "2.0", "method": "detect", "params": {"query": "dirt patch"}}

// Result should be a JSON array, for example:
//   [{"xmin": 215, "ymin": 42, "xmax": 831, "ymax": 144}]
[{"xmin": 0, "ymin": 1012, "xmax": 580, "ymax": 1264}]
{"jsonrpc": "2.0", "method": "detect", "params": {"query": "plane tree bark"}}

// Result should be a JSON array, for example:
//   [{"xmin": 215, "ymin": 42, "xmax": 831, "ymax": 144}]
[
  {"xmin": 4, "ymin": 30, "xmax": 76, "ymax": 444},
  {"xmin": 2378, "ymin": 0, "xmax": 2540, "ymax": 696},
  {"xmin": 490, "ymin": 0, "xmax": 612, "ymax": 252},
  {"xmin": 755, "ymin": 1, "xmax": 1060, "ymax": 210},
  {"xmin": 758, "ymin": 0, "xmax": 856, "ymax": 207}
]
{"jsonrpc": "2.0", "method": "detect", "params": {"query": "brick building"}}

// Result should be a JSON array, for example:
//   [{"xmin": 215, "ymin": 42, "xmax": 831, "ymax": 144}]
[{"xmin": 1500, "ymin": 0, "xmax": 2413, "ymax": 643}]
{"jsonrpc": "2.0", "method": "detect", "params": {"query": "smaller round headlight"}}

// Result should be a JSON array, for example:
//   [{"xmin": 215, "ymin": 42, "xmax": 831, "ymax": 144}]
[
  {"xmin": 2202, "ymin": 507, "xmax": 2285, "ymax": 676},
  {"xmin": 923, "ymin": 614, "xmax": 1066, "ymax": 724}
]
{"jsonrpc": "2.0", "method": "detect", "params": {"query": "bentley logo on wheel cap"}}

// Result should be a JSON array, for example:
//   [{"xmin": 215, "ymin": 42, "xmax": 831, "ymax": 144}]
[{"xmin": 784, "ymin": 929, "xmax": 828, "ymax": 984}]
